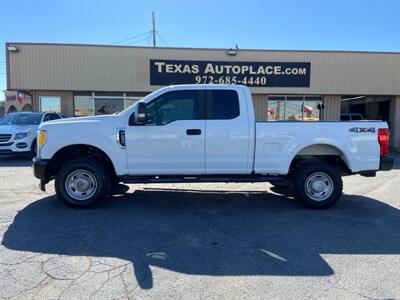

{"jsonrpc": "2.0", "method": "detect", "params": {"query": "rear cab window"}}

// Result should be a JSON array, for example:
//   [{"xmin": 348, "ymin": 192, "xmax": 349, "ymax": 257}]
[{"xmin": 206, "ymin": 90, "xmax": 240, "ymax": 120}]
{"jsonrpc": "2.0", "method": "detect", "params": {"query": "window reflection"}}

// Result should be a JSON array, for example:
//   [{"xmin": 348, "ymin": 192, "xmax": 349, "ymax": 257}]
[
  {"xmin": 267, "ymin": 96, "xmax": 323, "ymax": 121},
  {"xmin": 73, "ymin": 93, "xmax": 142, "ymax": 116},
  {"xmin": 125, "ymin": 97, "xmax": 141, "ymax": 109},
  {"xmin": 95, "ymin": 98, "xmax": 124, "ymax": 115},
  {"xmin": 74, "ymin": 96, "xmax": 93, "ymax": 116},
  {"xmin": 267, "ymin": 100, "xmax": 285, "ymax": 121},
  {"xmin": 285, "ymin": 98, "xmax": 303, "ymax": 120},
  {"xmin": 304, "ymin": 100, "xmax": 321, "ymax": 121},
  {"xmin": 40, "ymin": 96, "xmax": 61, "ymax": 113}
]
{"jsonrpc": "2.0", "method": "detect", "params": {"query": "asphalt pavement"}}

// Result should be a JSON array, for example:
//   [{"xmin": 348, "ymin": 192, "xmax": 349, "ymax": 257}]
[{"xmin": 0, "ymin": 154, "xmax": 399, "ymax": 299}]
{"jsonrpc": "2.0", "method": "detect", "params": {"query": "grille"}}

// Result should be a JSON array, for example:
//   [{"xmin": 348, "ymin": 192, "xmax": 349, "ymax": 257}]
[{"xmin": 0, "ymin": 134, "xmax": 12, "ymax": 143}]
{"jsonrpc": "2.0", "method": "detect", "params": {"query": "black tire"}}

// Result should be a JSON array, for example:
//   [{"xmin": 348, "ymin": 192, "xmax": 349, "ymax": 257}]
[
  {"xmin": 29, "ymin": 139, "xmax": 37, "ymax": 159},
  {"xmin": 55, "ymin": 158, "xmax": 111, "ymax": 208},
  {"xmin": 292, "ymin": 161, "xmax": 342, "ymax": 209}
]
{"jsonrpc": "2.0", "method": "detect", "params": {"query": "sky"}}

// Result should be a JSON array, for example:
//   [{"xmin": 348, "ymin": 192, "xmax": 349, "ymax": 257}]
[{"xmin": 1, "ymin": 0, "xmax": 400, "ymax": 99}]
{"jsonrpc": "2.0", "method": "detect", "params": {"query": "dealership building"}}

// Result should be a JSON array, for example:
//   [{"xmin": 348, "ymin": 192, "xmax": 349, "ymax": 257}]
[{"xmin": 4, "ymin": 42, "xmax": 400, "ymax": 148}]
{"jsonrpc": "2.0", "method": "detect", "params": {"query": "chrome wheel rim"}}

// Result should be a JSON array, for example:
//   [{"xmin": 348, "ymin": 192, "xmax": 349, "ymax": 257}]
[
  {"xmin": 65, "ymin": 169, "xmax": 97, "ymax": 201},
  {"xmin": 304, "ymin": 172, "xmax": 334, "ymax": 201}
]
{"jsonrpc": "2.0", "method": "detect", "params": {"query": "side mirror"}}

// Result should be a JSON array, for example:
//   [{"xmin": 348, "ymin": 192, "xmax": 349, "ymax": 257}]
[{"xmin": 129, "ymin": 102, "xmax": 147, "ymax": 126}]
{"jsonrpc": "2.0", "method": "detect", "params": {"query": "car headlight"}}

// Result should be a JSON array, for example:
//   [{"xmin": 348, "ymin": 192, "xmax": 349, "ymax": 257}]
[
  {"xmin": 14, "ymin": 132, "xmax": 31, "ymax": 140},
  {"xmin": 38, "ymin": 130, "xmax": 47, "ymax": 147}
]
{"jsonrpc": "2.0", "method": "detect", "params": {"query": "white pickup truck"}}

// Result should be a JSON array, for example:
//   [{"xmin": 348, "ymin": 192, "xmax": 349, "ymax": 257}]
[{"xmin": 33, "ymin": 84, "xmax": 394, "ymax": 209}]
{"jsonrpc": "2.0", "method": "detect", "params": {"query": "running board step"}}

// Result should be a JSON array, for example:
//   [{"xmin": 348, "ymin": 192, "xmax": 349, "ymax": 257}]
[{"xmin": 118, "ymin": 174, "xmax": 286, "ymax": 184}]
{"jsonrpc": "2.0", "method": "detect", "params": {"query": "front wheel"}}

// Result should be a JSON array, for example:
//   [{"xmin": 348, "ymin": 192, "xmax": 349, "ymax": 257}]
[
  {"xmin": 292, "ymin": 161, "xmax": 342, "ymax": 209},
  {"xmin": 55, "ymin": 158, "xmax": 110, "ymax": 208}
]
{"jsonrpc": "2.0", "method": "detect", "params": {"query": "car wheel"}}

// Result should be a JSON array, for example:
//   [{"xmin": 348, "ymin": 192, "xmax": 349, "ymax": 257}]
[
  {"xmin": 292, "ymin": 161, "xmax": 342, "ymax": 209},
  {"xmin": 29, "ymin": 139, "xmax": 37, "ymax": 159},
  {"xmin": 55, "ymin": 158, "xmax": 110, "ymax": 208}
]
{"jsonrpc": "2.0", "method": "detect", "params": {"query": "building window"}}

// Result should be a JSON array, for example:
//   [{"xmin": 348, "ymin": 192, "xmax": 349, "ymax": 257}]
[
  {"xmin": 304, "ymin": 96, "xmax": 323, "ymax": 121},
  {"xmin": 125, "ymin": 97, "xmax": 141, "ymax": 109},
  {"xmin": 267, "ymin": 95, "xmax": 323, "ymax": 121},
  {"xmin": 74, "ymin": 96, "xmax": 94, "ymax": 116},
  {"xmin": 95, "ymin": 98, "xmax": 124, "ymax": 115},
  {"xmin": 73, "ymin": 93, "xmax": 142, "ymax": 116},
  {"xmin": 267, "ymin": 96, "xmax": 285, "ymax": 121},
  {"xmin": 40, "ymin": 96, "xmax": 61, "ymax": 113}
]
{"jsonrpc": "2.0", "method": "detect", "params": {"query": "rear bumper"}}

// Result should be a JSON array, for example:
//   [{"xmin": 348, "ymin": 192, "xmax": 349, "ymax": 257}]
[
  {"xmin": 33, "ymin": 157, "xmax": 50, "ymax": 181},
  {"xmin": 379, "ymin": 156, "xmax": 395, "ymax": 171}
]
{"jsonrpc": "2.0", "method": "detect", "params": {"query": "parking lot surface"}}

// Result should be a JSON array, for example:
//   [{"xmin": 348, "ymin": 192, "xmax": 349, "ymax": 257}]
[{"xmin": 0, "ymin": 154, "xmax": 399, "ymax": 299}]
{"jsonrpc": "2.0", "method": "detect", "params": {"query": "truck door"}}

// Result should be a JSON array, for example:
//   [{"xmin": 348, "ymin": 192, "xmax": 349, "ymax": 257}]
[
  {"xmin": 125, "ymin": 89, "xmax": 206, "ymax": 175},
  {"xmin": 205, "ymin": 88, "xmax": 251, "ymax": 174}
]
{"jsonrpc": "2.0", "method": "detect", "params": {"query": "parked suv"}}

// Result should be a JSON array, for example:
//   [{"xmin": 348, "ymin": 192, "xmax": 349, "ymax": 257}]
[{"xmin": 0, "ymin": 112, "xmax": 63, "ymax": 157}]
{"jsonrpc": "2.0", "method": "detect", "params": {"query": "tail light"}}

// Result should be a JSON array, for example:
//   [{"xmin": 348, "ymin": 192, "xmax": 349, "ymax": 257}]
[{"xmin": 378, "ymin": 128, "xmax": 390, "ymax": 156}]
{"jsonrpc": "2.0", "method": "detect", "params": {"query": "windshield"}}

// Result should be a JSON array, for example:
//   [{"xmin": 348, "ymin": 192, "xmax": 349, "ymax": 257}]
[{"xmin": 0, "ymin": 113, "xmax": 42, "ymax": 125}]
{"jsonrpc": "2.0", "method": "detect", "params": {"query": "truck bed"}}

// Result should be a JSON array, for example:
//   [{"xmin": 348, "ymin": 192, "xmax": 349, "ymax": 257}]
[{"xmin": 254, "ymin": 121, "xmax": 386, "ymax": 174}]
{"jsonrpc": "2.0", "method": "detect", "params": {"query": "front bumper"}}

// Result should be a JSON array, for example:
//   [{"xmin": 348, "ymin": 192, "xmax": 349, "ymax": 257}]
[
  {"xmin": 379, "ymin": 156, "xmax": 395, "ymax": 171},
  {"xmin": 0, "ymin": 149, "xmax": 29, "ymax": 154},
  {"xmin": 0, "ymin": 139, "xmax": 32, "ymax": 154},
  {"xmin": 33, "ymin": 157, "xmax": 50, "ymax": 180}
]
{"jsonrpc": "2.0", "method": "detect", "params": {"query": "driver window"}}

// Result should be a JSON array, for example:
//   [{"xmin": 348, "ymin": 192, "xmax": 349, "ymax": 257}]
[{"xmin": 146, "ymin": 90, "xmax": 201, "ymax": 125}]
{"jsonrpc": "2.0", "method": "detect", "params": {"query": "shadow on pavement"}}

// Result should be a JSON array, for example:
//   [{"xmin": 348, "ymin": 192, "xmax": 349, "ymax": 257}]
[
  {"xmin": 3, "ymin": 189, "xmax": 400, "ymax": 289},
  {"xmin": 0, "ymin": 155, "xmax": 32, "ymax": 167},
  {"xmin": 390, "ymin": 152, "xmax": 400, "ymax": 170}
]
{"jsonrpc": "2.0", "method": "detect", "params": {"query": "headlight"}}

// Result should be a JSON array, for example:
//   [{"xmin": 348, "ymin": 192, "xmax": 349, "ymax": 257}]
[
  {"xmin": 14, "ymin": 132, "xmax": 31, "ymax": 140},
  {"xmin": 38, "ymin": 130, "xmax": 47, "ymax": 147}
]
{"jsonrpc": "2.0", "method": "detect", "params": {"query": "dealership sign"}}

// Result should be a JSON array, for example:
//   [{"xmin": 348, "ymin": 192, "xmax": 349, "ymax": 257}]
[{"xmin": 150, "ymin": 59, "xmax": 311, "ymax": 87}]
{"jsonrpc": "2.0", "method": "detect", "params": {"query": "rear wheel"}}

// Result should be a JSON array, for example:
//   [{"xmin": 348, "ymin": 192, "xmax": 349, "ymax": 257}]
[
  {"xmin": 292, "ymin": 161, "xmax": 342, "ymax": 209},
  {"xmin": 55, "ymin": 158, "xmax": 110, "ymax": 208}
]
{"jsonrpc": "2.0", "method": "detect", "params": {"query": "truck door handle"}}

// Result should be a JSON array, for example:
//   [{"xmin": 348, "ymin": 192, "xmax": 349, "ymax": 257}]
[{"xmin": 186, "ymin": 129, "xmax": 202, "ymax": 135}]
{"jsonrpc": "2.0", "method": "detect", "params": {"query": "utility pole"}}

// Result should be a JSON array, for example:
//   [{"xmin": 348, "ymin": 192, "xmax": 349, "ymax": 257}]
[{"xmin": 152, "ymin": 11, "xmax": 156, "ymax": 47}]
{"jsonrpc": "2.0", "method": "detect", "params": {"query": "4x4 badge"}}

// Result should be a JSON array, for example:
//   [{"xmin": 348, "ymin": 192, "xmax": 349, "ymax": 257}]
[{"xmin": 349, "ymin": 127, "xmax": 376, "ymax": 133}]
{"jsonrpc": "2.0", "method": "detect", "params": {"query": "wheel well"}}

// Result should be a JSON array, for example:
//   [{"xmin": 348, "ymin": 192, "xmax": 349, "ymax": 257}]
[
  {"xmin": 296, "ymin": 144, "xmax": 342, "ymax": 156},
  {"xmin": 31, "ymin": 138, "xmax": 37, "ymax": 149},
  {"xmin": 290, "ymin": 144, "xmax": 351, "ymax": 175},
  {"xmin": 48, "ymin": 144, "xmax": 116, "ymax": 180}
]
